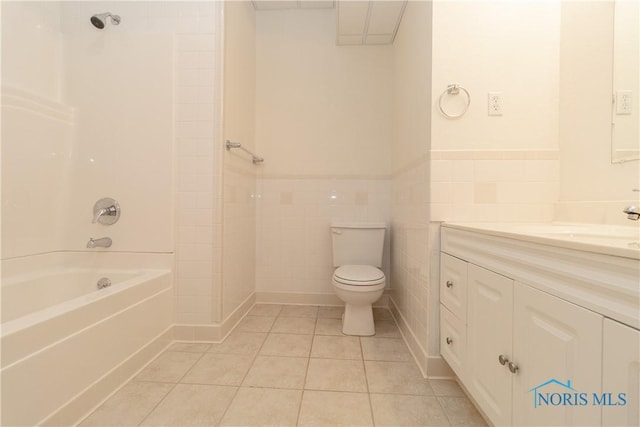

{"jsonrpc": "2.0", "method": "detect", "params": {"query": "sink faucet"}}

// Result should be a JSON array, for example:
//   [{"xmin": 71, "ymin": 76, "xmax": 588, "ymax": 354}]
[{"xmin": 87, "ymin": 237, "xmax": 112, "ymax": 248}]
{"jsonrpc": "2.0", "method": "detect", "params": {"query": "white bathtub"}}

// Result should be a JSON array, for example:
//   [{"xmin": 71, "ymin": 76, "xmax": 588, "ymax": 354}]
[{"xmin": 1, "ymin": 252, "xmax": 174, "ymax": 426}]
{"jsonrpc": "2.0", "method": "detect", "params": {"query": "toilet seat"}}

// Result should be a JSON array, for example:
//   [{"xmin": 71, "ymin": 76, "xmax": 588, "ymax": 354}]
[{"xmin": 333, "ymin": 265, "xmax": 385, "ymax": 286}]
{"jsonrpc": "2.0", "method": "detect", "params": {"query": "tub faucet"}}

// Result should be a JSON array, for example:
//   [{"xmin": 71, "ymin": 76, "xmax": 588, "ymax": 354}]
[
  {"xmin": 624, "ymin": 189, "xmax": 640, "ymax": 221},
  {"xmin": 623, "ymin": 206, "xmax": 640, "ymax": 221},
  {"xmin": 87, "ymin": 237, "xmax": 112, "ymax": 248}
]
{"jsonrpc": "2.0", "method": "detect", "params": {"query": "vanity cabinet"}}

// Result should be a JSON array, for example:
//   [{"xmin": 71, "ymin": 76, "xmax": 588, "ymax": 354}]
[
  {"xmin": 602, "ymin": 319, "xmax": 640, "ymax": 427},
  {"xmin": 511, "ymin": 282, "xmax": 602, "ymax": 427},
  {"xmin": 465, "ymin": 264, "xmax": 514, "ymax": 426},
  {"xmin": 439, "ymin": 253, "xmax": 468, "ymax": 378},
  {"xmin": 440, "ymin": 225, "xmax": 640, "ymax": 426}
]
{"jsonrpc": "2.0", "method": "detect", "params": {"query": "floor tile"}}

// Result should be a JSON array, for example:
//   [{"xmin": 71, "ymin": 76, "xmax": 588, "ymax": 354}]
[
  {"xmin": 208, "ymin": 331, "xmax": 266, "ymax": 356},
  {"xmin": 166, "ymin": 342, "xmax": 211, "ymax": 353},
  {"xmin": 310, "ymin": 335, "xmax": 362, "ymax": 360},
  {"xmin": 438, "ymin": 396, "xmax": 488, "ymax": 426},
  {"xmin": 259, "ymin": 333, "xmax": 313, "ymax": 357},
  {"xmin": 235, "ymin": 315, "xmax": 276, "ymax": 333},
  {"xmin": 361, "ymin": 337, "xmax": 412, "ymax": 362},
  {"xmin": 140, "ymin": 384, "xmax": 236, "ymax": 426},
  {"xmin": 135, "ymin": 351, "xmax": 202, "ymax": 383},
  {"xmin": 373, "ymin": 320, "xmax": 401, "ymax": 338},
  {"xmin": 271, "ymin": 316, "xmax": 316, "ymax": 334},
  {"xmin": 365, "ymin": 360, "xmax": 433, "ymax": 395},
  {"xmin": 430, "ymin": 379, "xmax": 467, "ymax": 397},
  {"xmin": 242, "ymin": 355, "xmax": 308, "ymax": 389},
  {"xmin": 248, "ymin": 304, "xmax": 283, "ymax": 317},
  {"xmin": 79, "ymin": 381, "xmax": 173, "ymax": 426},
  {"xmin": 279, "ymin": 305, "xmax": 319, "ymax": 318},
  {"xmin": 298, "ymin": 390, "xmax": 373, "ymax": 426},
  {"xmin": 373, "ymin": 307, "xmax": 393, "ymax": 320},
  {"xmin": 219, "ymin": 387, "xmax": 302, "ymax": 426},
  {"xmin": 318, "ymin": 306, "xmax": 344, "ymax": 319},
  {"xmin": 305, "ymin": 358, "xmax": 368, "ymax": 392},
  {"xmin": 181, "ymin": 353, "xmax": 253, "ymax": 386},
  {"xmin": 370, "ymin": 393, "xmax": 450, "ymax": 426},
  {"xmin": 314, "ymin": 318, "xmax": 344, "ymax": 336}
]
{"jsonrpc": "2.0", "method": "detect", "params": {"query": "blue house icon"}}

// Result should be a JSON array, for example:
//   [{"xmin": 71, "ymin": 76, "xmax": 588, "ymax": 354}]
[{"xmin": 528, "ymin": 379, "xmax": 577, "ymax": 408}]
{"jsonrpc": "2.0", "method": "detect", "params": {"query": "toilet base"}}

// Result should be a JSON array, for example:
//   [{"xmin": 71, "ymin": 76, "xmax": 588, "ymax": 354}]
[{"xmin": 342, "ymin": 304, "xmax": 375, "ymax": 336}]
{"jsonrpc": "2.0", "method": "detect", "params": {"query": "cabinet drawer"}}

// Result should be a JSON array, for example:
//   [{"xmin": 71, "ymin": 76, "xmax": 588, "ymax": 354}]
[
  {"xmin": 440, "ymin": 253, "xmax": 468, "ymax": 321},
  {"xmin": 440, "ymin": 304, "xmax": 467, "ymax": 380}
]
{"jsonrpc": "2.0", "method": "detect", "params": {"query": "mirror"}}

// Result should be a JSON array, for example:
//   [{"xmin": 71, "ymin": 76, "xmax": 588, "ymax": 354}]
[{"xmin": 612, "ymin": 0, "xmax": 640, "ymax": 163}]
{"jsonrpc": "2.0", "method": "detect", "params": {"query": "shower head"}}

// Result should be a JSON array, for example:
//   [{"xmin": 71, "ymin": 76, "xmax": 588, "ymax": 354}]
[{"xmin": 90, "ymin": 12, "xmax": 121, "ymax": 29}]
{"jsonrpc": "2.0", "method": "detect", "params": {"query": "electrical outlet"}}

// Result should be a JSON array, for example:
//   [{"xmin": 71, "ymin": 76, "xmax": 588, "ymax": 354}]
[
  {"xmin": 616, "ymin": 91, "xmax": 632, "ymax": 115},
  {"xmin": 488, "ymin": 92, "xmax": 503, "ymax": 116}
]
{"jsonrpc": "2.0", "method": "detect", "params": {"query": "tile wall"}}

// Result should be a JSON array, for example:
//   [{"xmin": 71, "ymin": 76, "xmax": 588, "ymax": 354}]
[
  {"xmin": 255, "ymin": 177, "xmax": 392, "ymax": 298},
  {"xmin": 390, "ymin": 159, "xmax": 431, "ymax": 371},
  {"xmin": 173, "ymin": 2, "xmax": 223, "ymax": 325},
  {"xmin": 222, "ymin": 167, "xmax": 256, "ymax": 319},
  {"xmin": 430, "ymin": 150, "xmax": 560, "ymax": 223}
]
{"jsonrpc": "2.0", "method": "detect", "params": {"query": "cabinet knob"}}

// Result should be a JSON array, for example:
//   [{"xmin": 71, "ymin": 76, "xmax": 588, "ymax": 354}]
[
  {"xmin": 508, "ymin": 361, "xmax": 519, "ymax": 374},
  {"xmin": 446, "ymin": 280, "xmax": 453, "ymax": 288},
  {"xmin": 498, "ymin": 354, "xmax": 509, "ymax": 365},
  {"xmin": 446, "ymin": 337, "xmax": 453, "ymax": 345}
]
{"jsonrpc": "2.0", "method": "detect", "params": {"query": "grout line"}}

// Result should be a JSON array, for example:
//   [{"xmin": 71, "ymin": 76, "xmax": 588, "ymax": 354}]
[
  {"xmin": 137, "ymin": 349, "xmax": 209, "ymax": 426},
  {"xmin": 360, "ymin": 334, "xmax": 377, "ymax": 426},
  {"xmin": 217, "ymin": 323, "xmax": 271, "ymax": 424}
]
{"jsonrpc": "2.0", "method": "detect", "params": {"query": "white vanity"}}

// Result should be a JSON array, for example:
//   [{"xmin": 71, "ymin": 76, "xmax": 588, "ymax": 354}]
[{"xmin": 439, "ymin": 222, "xmax": 640, "ymax": 427}]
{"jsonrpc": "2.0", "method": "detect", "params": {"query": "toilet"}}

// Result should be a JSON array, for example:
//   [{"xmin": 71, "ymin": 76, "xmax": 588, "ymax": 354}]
[{"xmin": 331, "ymin": 222, "xmax": 386, "ymax": 336}]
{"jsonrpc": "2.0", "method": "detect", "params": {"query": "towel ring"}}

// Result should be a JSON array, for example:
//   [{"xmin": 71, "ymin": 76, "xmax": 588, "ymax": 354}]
[{"xmin": 438, "ymin": 84, "xmax": 471, "ymax": 119}]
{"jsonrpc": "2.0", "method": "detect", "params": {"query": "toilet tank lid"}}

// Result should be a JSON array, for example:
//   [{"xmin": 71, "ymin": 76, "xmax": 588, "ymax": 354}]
[{"xmin": 331, "ymin": 222, "xmax": 387, "ymax": 229}]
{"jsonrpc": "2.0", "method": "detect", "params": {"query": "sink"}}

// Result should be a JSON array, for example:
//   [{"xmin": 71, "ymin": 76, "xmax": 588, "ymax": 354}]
[{"xmin": 442, "ymin": 222, "xmax": 640, "ymax": 259}]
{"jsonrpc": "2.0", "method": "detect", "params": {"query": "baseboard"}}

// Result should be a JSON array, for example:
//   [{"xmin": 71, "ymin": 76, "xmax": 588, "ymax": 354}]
[
  {"xmin": 41, "ymin": 326, "xmax": 173, "ymax": 426},
  {"xmin": 426, "ymin": 355, "xmax": 454, "ymax": 379},
  {"xmin": 389, "ymin": 298, "xmax": 428, "ymax": 377},
  {"xmin": 255, "ymin": 291, "xmax": 390, "ymax": 308},
  {"xmin": 389, "ymin": 298, "xmax": 454, "ymax": 379},
  {"xmin": 174, "ymin": 292, "xmax": 256, "ymax": 342}
]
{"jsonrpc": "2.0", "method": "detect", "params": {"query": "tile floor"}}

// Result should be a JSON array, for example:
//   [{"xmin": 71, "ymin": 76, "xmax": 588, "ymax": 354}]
[{"xmin": 79, "ymin": 305, "xmax": 487, "ymax": 426}]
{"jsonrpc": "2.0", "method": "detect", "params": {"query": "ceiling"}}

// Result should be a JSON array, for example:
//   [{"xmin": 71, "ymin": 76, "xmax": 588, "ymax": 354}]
[{"xmin": 251, "ymin": 0, "xmax": 408, "ymax": 45}]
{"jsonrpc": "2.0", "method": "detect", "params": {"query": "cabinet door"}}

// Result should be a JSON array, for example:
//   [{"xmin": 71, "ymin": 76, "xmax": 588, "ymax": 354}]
[
  {"xmin": 440, "ymin": 304, "xmax": 467, "ymax": 380},
  {"xmin": 602, "ymin": 318, "xmax": 640, "ymax": 426},
  {"xmin": 440, "ymin": 253, "xmax": 468, "ymax": 321},
  {"xmin": 512, "ymin": 282, "xmax": 602, "ymax": 426},
  {"xmin": 467, "ymin": 264, "xmax": 514, "ymax": 426}
]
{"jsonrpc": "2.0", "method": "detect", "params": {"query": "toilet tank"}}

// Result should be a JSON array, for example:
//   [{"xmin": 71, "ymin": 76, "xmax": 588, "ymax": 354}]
[{"xmin": 331, "ymin": 222, "xmax": 386, "ymax": 267}]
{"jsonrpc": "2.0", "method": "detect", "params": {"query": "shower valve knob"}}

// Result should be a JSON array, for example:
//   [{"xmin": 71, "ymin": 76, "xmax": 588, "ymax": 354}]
[{"xmin": 93, "ymin": 198, "xmax": 121, "ymax": 225}]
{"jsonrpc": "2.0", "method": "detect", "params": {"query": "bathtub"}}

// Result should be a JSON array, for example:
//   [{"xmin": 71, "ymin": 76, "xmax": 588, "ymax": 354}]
[{"xmin": 1, "ymin": 252, "xmax": 174, "ymax": 426}]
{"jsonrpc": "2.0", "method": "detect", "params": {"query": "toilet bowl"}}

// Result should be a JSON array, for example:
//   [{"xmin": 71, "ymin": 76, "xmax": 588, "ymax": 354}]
[
  {"xmin": 331, "ymin": 222, "xmax": 386, "ymax": 336},
  {"xmin": 332, "ymin": 264, "xmax": 385, "ymax": 336}
]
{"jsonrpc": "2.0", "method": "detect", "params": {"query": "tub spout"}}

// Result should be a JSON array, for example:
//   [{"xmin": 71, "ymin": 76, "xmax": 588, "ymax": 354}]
[{"xmin": 87, "ymin": 237, "xmax": 112, "ymax": 248}]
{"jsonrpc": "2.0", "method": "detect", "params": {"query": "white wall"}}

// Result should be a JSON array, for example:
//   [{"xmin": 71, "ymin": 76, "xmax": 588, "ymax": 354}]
[
  {"xmin": 1, "ymin": 2, "xmax": 68, "ymax": 259},
  {"xmin": 254, "ymin": 8, "xmax": 393, "ymax": 300},
  {"xmin": 431, "ymin": 0, "xmax": 560, "ymax": 151},
  {"xmin": 61, "ymin": 2, "xmax": 174, "ymax": 254},
  {"xmin": 255, "ymin": 8, "xmax": 393, "ymax": 177},
  {"xmin": 390, "ymin": 0, "xmax": 433, "ymax": 374},
  {"xmin": 429, "ymin": 0, "xmax": 561, "ymax": 224},
  {"xmin": 557, "ymin": 0, "xmax": 640, "ymax": 225},
  {"xmin": 1, "ymin": 2, "xmax": 176, "ymax": 259},
  {"xmin": 1, "ymin": 1, "xmax": 63, "ymax": 100},
  {"xmin": 222, "ymin": 1, "xmax": 257, "ymax": 319},
  {"xmin": 171, "ymin": 2, "xmax": 221, "ymax": 326}
]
